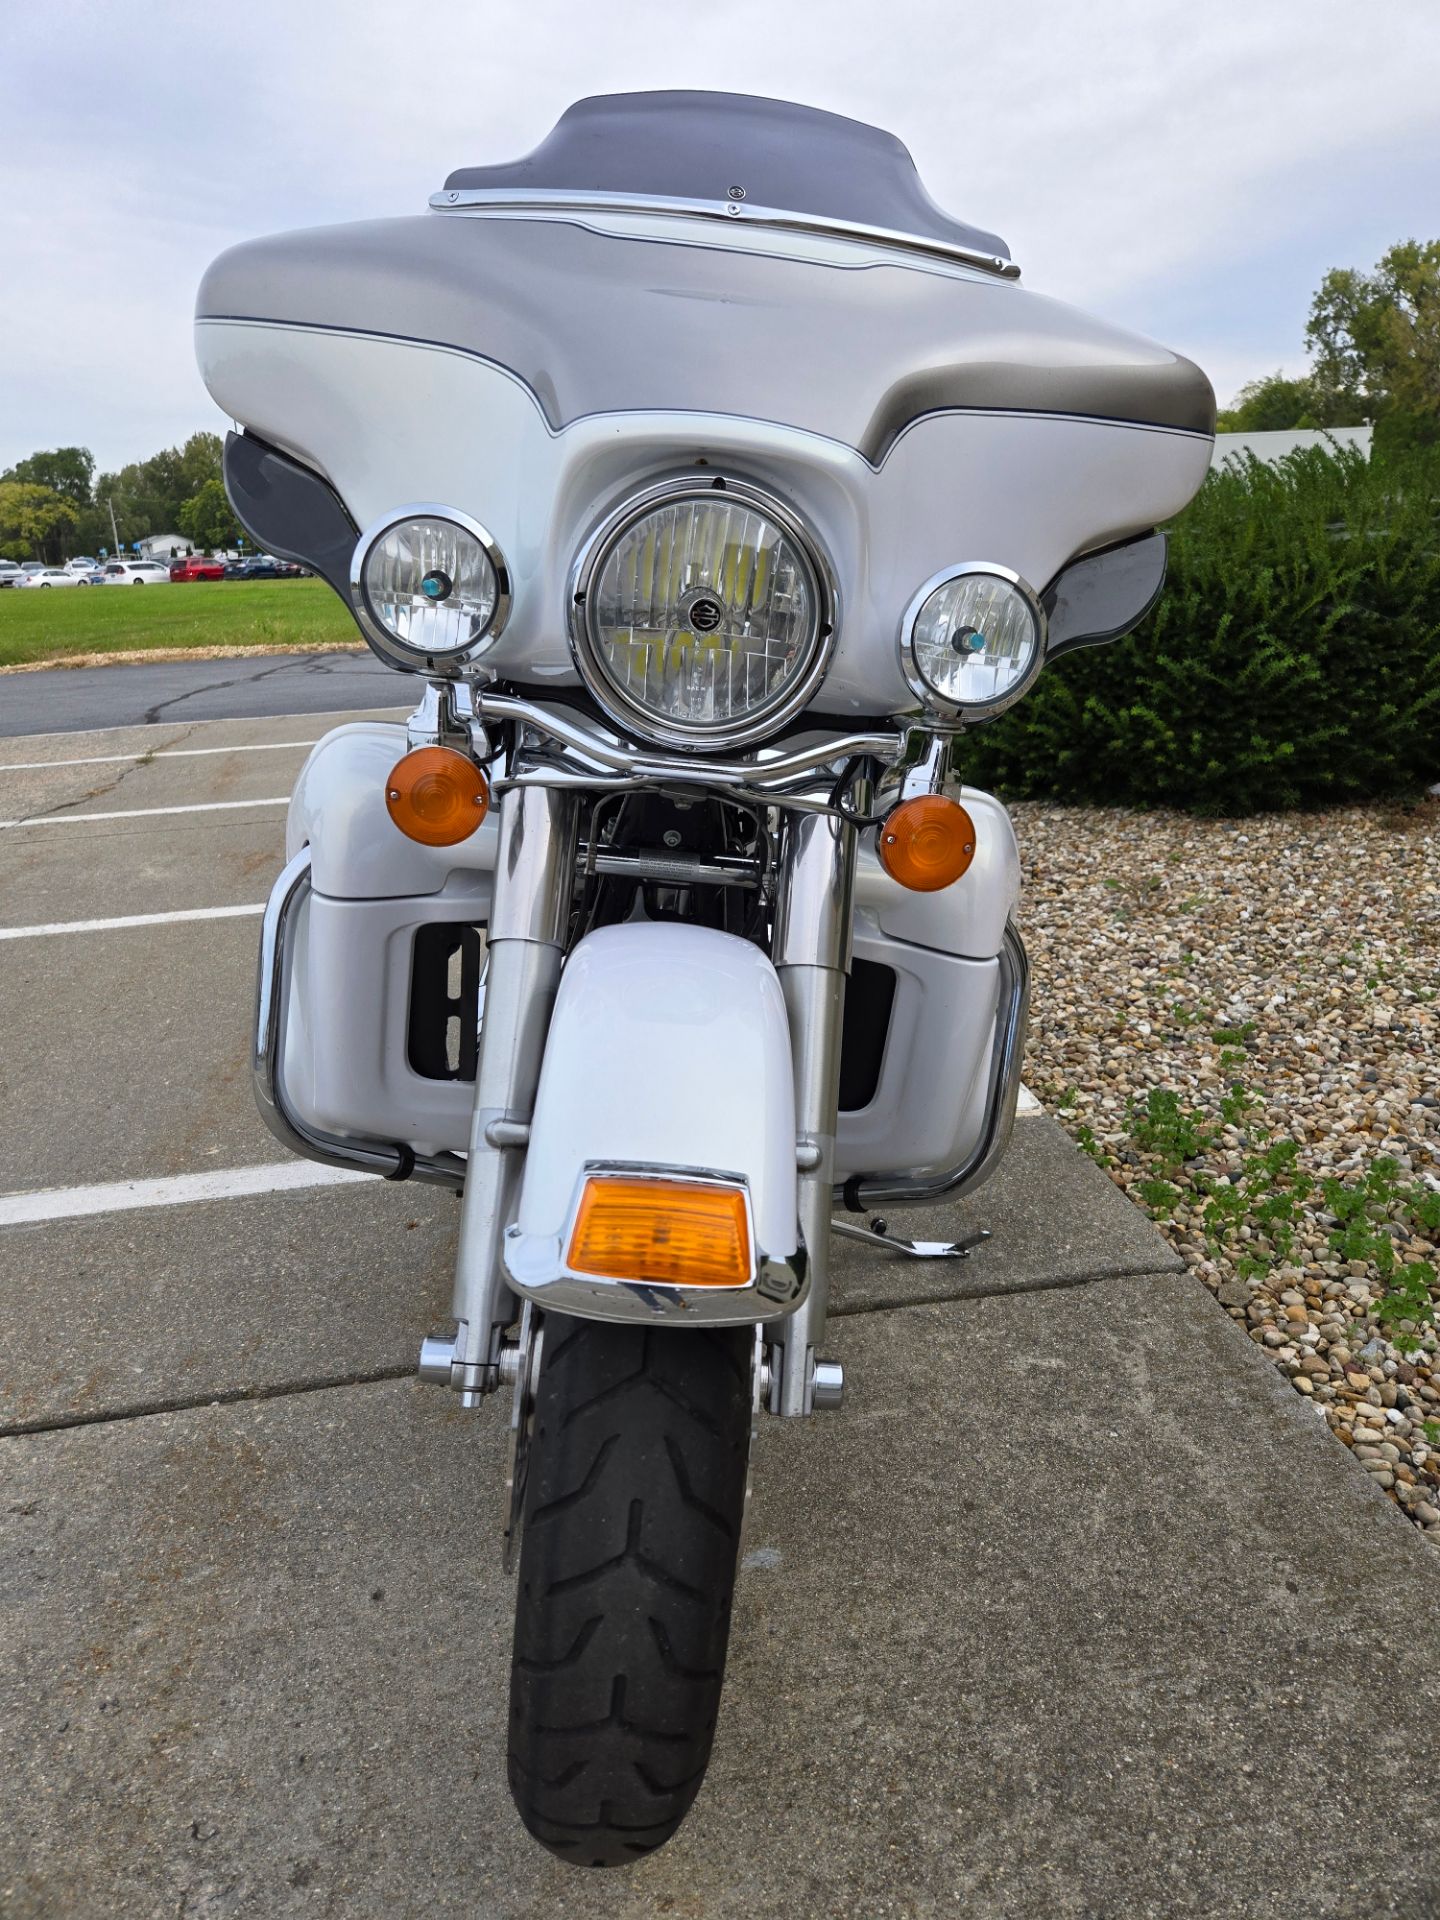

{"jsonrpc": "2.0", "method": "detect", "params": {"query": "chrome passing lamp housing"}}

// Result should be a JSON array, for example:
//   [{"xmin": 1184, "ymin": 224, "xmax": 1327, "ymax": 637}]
[
  {"xmin": 570, "ymin": 476, "xmax": 836, "ymax": 751},
  {"xmin": 901, "ymin": 563, "xmax": 1047, "ymax": 720},
  {"xmin": 351, "ymin": 506, "xmax": 511, "ymax": 673}
]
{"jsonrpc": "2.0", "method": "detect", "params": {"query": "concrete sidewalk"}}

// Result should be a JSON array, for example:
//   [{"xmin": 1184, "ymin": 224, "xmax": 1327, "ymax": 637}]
[{"xmin": 4, "ymin": 1124, "xmax": 1438, "ymax": 1918}]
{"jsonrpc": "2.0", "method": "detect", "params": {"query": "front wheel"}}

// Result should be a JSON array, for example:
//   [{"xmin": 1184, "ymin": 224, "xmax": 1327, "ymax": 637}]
[{"xmin": 509, "ymin": 1318, "xmax": 752, "ymax": 1867}]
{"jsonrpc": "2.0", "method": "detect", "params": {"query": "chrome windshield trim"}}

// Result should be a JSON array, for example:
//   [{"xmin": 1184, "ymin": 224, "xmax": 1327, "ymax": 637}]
[{"xmin": 428, "ymin": 187, "xmax": 1021, "ymax": 281}]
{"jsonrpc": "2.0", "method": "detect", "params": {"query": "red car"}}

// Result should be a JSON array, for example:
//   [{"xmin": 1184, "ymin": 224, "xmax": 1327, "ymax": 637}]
[{"xmin": 168, "ymin": 554, "xmax": 226, "ymax": 582}]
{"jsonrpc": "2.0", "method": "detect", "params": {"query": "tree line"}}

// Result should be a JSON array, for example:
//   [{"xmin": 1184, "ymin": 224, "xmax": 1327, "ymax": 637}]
[
  {"xmin": 0, "ymin": 433, "xmax": 243, "ymax": 564},
  {"xmin": 1218, "ymin": 239, "xmax": 1439, "ymax": 445}
]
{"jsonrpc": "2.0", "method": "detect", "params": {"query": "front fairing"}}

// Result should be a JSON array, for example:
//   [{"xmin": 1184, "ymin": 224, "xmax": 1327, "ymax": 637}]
[{"xmin": 197, "ymin": 232, "xmax": 1212, "ymax": 718}]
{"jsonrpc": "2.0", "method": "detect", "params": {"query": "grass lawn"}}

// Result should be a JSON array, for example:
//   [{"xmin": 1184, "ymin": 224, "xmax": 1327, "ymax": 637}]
[{"xmin": 0, "ymin": 577, "xmax": 360, "ymax": 669}]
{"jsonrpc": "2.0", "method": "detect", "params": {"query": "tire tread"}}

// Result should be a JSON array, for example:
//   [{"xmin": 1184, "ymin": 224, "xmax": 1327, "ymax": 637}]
[{"xmin": 508, "ymin": 1318, "xmax": 751, "ymax": 1867}]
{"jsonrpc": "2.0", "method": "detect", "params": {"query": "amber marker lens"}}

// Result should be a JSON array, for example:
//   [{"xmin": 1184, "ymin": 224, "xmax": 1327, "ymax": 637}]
[
  {"xmin": 877, "ymin": 794, "xmax": 977, "ymax": 892},
  {"xmin": 568, "ymin": 1176, "xmax": 753, "ymax": 1288},
  {"xmin": 384, "ymin": 746, "xmax": 489, "ymax": 847}
]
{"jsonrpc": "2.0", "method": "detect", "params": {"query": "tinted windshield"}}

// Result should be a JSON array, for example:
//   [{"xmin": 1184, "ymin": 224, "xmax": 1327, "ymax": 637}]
[{"xmin": 443, "ymin": 92, "xmax": 1010, "ymax": 264}]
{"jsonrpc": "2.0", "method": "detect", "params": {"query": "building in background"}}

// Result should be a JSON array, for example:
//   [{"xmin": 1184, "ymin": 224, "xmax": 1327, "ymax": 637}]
[
  {"xmin": 1210, "ymin": 425, "xmax": 1373, "ymax": 471},
  {"xmin": 135, "ymin": 531, "xmax": 188, "ymax": 560}
]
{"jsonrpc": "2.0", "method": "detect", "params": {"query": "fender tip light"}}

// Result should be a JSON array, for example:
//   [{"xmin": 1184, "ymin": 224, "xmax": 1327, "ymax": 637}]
[
  {"xmin": 568, "ymin": 1176, "xmax": 752, "ymax": 1288},
  {"xmin": 878, "ymin": 794, "xmax": 977, "ymax": 892},
  {"xmin": 385, "ymin": 746, "xmax": 489, "ymax": 847}
]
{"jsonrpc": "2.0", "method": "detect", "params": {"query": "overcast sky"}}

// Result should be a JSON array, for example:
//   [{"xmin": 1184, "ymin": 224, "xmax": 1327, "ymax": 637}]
[{"xmin": 2, "ymin": 0, "xmax": 1437, "ymax": 476}]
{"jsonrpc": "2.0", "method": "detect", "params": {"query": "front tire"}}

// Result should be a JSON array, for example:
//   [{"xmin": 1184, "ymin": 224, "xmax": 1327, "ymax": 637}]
[{"xmin": 509, "ymin": 1318, "xmax": 752, "ymax": 1867}]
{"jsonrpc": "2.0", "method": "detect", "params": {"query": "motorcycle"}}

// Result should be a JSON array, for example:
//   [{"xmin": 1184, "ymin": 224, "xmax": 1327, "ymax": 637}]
[{"xmin": 196, "ymin": 90, "xmax": 1214, "ymax": 1866}]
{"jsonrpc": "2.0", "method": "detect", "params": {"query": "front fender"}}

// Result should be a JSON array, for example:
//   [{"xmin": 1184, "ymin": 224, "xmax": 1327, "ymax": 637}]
[{"xmin": 503, "ymin": 922, "xmax": 804, "ymax": 1324}]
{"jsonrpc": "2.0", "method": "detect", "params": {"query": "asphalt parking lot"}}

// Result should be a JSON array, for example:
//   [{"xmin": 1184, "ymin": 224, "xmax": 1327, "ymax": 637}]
[{"xmin": 2, "ymin": 701, "xmax": 1438, "ymax": 1918}]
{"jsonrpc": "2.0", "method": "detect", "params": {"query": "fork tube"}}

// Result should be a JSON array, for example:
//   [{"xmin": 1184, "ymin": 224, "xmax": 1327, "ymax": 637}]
[
  {"xmin": 451, "ymin": 786, "xmax": 579, "ymax": 1403},
  {"xmin": 771, "ymin": 808, "xmax": 858, "ymax": 1416}
]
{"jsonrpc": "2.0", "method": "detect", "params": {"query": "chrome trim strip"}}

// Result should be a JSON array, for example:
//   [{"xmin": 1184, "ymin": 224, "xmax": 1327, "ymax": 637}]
[
  {"xmin": 349, "ymin": 501, "xmax": 511, "ymax": 676},
  {"xmin": 254, "ymin": 849, "xmax": 466, "ymax": 1190},
  {"xmin": 840, "ymin": 919, "xmax": 1030, "ymax": 1211},
  {"xmin": 567, "ymin": 472, "xmax": 839, "ymax": 753},
  {"xmin": 428, "ymin": 187, "xmax": 1022, "ymax": 280}
]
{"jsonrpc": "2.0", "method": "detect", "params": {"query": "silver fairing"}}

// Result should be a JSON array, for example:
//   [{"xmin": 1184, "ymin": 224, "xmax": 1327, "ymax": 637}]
[{"xmin": 194, "ymin": 92, "xmax": 1215, "ymax": 716}]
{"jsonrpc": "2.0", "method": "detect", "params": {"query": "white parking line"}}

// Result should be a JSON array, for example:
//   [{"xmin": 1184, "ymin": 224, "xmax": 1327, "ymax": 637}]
[
  {"xmin": 0, "ymin": 797, "xmax": 289, "ymax": 829},
  {"xmin": 0, "ymin": 705, "xmax": 404, "ymax": 746},
  {"xmin": 0, "ymin": 740, "xmax": 320, "ymax": 773},
  {"xmin": 0, "ymin": 903, "xmax": 266, "ymax": 942},
  {"xmin": 0, "ymin": 1161, "xmax": 373, "ymax": 1228}
]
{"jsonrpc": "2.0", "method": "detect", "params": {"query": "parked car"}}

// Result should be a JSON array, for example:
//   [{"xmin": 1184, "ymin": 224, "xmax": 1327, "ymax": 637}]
[
  {"xmin": 18, "ymin": 567, "xmax": 81, "ymax": 588},
  {"xmin": 19, "ymin": 561, "xmax": 46, "ymax": 576},
  {"xmin": 169, "ymin": 554, "xmax": 227, "ymax": 582},
  {"xmin": 0, "ymin": 560, "xmax": 23, "ymax": 589},
  {"xmin": 225, "ymin": 554, "xmax": 306, "ymax": 580},
  {"xmin": 99, "ymin": 560, "xmax": 172, "ymax": 586},
  {"xmin": 74, "ymin": 567, "xmax": 108, "ymax": 585},
  {"xmin": 64, "ymin": 557, "xmax": 98, "ymax": 576}
]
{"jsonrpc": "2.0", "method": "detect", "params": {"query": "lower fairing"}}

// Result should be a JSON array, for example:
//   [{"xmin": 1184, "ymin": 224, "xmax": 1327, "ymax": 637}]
[{"xmin": 274, "ymin": 723, "xmax": 1022, "ymax": 1193}]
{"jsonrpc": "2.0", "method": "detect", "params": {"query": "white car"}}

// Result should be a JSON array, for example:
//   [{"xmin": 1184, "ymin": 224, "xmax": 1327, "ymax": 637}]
[
  {"xmin": 99, "ymin": 561, "xmax": 172, "ymax": 585},
  {"xmin": 64, "ymin": 557, "xmax": 98, "ymax": 576},
  {"xmin": 17, "ymin": 567, "xmax": 81, "ymax": 588}
]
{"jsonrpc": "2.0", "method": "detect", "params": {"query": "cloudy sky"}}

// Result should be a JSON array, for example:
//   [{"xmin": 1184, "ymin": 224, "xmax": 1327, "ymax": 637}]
[{"xmin": 1, "ymin": 0, "xmax": 1436, "ymax": 476}]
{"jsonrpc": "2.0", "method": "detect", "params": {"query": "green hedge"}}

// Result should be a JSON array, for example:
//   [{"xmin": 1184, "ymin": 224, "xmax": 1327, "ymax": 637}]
[{"xmin": 960, "ymin": 446, "xmax": 1440, "ymax": 814}]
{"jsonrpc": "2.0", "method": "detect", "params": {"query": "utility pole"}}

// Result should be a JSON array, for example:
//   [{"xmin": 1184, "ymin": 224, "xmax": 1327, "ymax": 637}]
[{"xmin": 107, "ymin": 496, "xmax": 120, "ymax": 556}]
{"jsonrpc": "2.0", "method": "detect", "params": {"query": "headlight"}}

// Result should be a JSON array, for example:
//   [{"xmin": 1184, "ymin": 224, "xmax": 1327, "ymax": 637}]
[
  {"xmin": 571, "ymin": 477, "xmax": 835, "ymax": 750},
  {"xmin": 350, "ymin": 506, "xmax": 510, "ymax": 673},
  {"xmin": 901, "ymin": 564, "xmax": 1046, "ymax": 718}
]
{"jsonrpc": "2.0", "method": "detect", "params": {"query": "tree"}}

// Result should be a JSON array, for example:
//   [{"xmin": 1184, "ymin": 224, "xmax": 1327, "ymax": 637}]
[
  {"xmin": 177, "ymin": 477, "xmax": 241, "ymax": 552},
  {"xmin": 0, "ymin": 481, "xmax": 80, "ymax": 562},
  {"xmin": 1218, "ymin": 372, "xmax": 1323, "ymax": 432},
  {"xmin": 178, "ymin": 432, "xmax": 224, "ymax": 497},
  {"xmin": 1307, "ymin": 240, "xmax": 1440, "ymax": 446},
  {"xmin": 3, "ymin": 446, "xmax": 95, "ymax": 508}
]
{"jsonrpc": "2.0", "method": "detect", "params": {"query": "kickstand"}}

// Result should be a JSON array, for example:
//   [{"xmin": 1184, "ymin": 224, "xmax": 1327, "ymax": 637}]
[{"xmin": 831, "ymin": 1216, "xmax": 992, "ymax": 1261}]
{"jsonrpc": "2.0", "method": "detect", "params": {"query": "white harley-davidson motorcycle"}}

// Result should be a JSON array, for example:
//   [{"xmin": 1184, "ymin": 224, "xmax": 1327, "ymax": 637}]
[{"xmin": 196, "ymin": 91, "xmax": 1213, "ymax": 1865}]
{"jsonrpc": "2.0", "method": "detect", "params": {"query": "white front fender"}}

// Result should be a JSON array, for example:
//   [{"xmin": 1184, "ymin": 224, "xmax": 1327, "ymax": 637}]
[{"xmin": 503, "ymin": 922, "xmax": 803, "ymax": 1324}]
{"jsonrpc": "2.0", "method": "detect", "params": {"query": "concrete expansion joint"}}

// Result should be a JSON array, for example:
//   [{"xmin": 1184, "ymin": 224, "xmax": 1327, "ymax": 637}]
[{"xmin": 0, "ymin": 1361, "xmax": 417, "ymax": 1442}]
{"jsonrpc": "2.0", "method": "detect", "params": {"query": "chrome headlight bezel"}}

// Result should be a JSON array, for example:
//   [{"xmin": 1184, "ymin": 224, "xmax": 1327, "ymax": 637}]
[
  {"xmin": 350, "ymin": 503, "xmax": 511, "ymax": 675},
  {"xmin": 568, "ymin": 473, "xmax": 838, "ymax": 752},
  {"xmin": 899, "ymin": 562, "xmax": 1048, "ymax": 720}
]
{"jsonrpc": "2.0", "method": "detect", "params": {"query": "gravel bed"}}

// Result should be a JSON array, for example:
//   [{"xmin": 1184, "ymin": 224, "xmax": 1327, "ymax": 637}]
[{"xmin": 1012, "ymin": 795, "xmax": 1440, "ymax": 1542}]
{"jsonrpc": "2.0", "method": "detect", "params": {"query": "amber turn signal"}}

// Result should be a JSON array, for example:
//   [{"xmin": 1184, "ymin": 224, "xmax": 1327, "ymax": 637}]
[
  {"xmin": 568, "ymin": 1176, "xmax": 753, "ymax": 1288},
  {"xmin": 877, "ymin": 794, "xmax": 977, "ymax": 892},
  {"xmin": 385, "ymin": 746, "xmax": 489, "ymax": 847}
]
